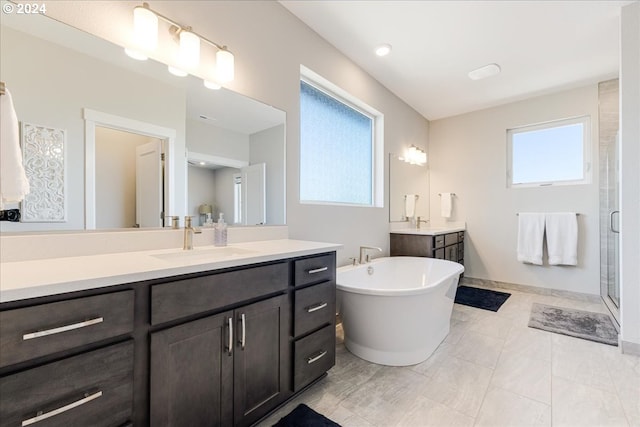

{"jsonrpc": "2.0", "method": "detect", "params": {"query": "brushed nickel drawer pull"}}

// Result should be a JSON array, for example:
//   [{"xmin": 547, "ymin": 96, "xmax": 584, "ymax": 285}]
[
  {"xmin": 239, "ymin": 313, "xmax": 246, "ymax": 350},
  {"xmin": 227, "ymin": 317, "xmax": 233, "ymax": 356},
  {"xmin": 21, "ymin": 391, "xmax": 103, "ymax": 426},
  {"xmin": 22, "ymin": 317, "xmax": 104, "ymax": 341},
  {"xmin": 306, "ymin": 302, "xmax": 328, "ymax": 313},
  {"xmin": 307, "ymin": 350, "xmax": 327, "ymax": 364},
  {"xmin": 308, "ymin": 267, "xmax": 328, "ymax": 274}
]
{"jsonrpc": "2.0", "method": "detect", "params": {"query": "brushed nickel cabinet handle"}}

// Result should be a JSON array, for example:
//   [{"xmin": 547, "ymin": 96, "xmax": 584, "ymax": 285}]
[
  {"xmin": 22, "ymin": 317, "xmax": 104, "ymax": 341},
  {"xmin": 227, "ymin": 317, "xmax": 233, "ymax": 356},
  {"xmin": 306, "ymin": 302, "xmax": 328, "ymax": 313},
  {"xmin": 239, "ymin": 313, "xmax": 246, "ymax": 350},
  {"xmin": 308, "ymin": 267, "xmax": 328, "ymax": 274},
  {"xmin": 21, "ymin": 391, "xmax": 103, "ymax": 426},
  {"xmin": 307, "ymin": 350, "xmax": 327, "ymax": 364}
]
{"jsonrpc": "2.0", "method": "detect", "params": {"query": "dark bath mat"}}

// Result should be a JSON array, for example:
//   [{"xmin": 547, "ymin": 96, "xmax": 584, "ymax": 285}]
[
  {"xmin": 454, "ymin": 286, "xmax": 511, "ymax": 312},
  {"xmin": 272, "ymin": 403, "xmax": 341, "ymax": 427},
  {"xmin": 528, "ymin": 303, "xmax": 618, "ymax": 346}
]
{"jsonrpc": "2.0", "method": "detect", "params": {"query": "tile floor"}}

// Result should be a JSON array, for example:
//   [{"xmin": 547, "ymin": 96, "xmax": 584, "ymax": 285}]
[{"xmin": 260, "ymin": 285, "xmax": 640, "ymax": 427}]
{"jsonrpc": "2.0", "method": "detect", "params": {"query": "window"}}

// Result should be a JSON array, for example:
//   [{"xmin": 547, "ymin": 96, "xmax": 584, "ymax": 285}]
[
  {"xmin": 299, "ymin": 68, "xmax": 383, "ymax": 206},
  {"xmin": 507, "ymin": 116, "xmax": 591, "ymax": 187}
]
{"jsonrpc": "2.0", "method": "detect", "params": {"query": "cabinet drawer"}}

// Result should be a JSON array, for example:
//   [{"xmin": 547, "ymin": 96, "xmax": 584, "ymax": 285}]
[
  {"xmin": 444, "ymin": 233, "xmax": 458, "ymax": 247},
  {"xmin": 294, "ymin": 254, "xmax": 335, "ymax": 287},
  {"xmin": 434, "ymin": 248, "xmax": 445, "ymax": 259},
  {"xmin": 293, "ymin": 324, "xmax": 335, "ymax": 391},
  {"xmin": 458, "ymin": 231, "xmax": 465, "ymax": 243},
  {"xmin": 434, "ymin": 235, "xmax": 445, "ymax": 249},
  {"xmin": 445, "ymin": 245, "xmax": 458, "ymax": 261},
  {"xmin": 151, "ymin": 262, "xmax": 288, "ymax": 325},
  {"xmin": 294, "ymin": 281, "xmax": 335, "ymax": 337},
  {"xmin": 0, "ymin": 290, "xmax": 134, "ymax": 368},
  {"xmin": 0, "ymin": 340, "xmax": 134, "ymax": 427},
  {"xmin": 458, "ymin": 244, "xmax": 464, "ymax": 261}
]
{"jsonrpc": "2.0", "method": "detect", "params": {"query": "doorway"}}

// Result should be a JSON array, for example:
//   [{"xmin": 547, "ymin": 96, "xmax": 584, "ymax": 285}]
[{"xmin": 83, "ymin": 108, "xmax": 177, "ymax": 229}]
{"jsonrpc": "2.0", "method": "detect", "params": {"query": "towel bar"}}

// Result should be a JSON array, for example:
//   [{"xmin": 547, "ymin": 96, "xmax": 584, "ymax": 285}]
[
  {"xmin": 516, "ymin": 213, "xmax": 580, "ymax": 216},
  {"xmin": 438, "ymin": 193, "xmax": 456, "ymax": 196}
]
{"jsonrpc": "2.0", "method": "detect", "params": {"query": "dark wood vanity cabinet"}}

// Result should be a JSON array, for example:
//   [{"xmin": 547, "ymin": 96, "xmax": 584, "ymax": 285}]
[
  {"xmin": 150, "ymin": 294, "xmax": 290, "ymax": 427},
  {"xmin": 0, "ymin": 291, "xmax": 135, "ymax": 427},
  {"xmin": 0, "ymin": 251, "xmax": 337, "ymax": 427},
  {"xmin": 390, "ymin": 231, "xmax": 464, "ymax": 265}
]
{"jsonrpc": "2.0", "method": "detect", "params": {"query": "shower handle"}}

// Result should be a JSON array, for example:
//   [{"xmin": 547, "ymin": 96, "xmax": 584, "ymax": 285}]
[{"xmin": 610, "ymin": 210, "xmax": 620, "ymax": 234}]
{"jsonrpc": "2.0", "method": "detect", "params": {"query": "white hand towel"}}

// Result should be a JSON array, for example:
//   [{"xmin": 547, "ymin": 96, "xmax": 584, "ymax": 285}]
[
  {"xmin": 517, "ymin": 213, "xmax": 545, "ymax": 265},
  {"xmin": 0, "ymin": 87, "xmax": 29, "ymax": 209},
  {"xmin": 405, "ymin": 194, "xmax": 416, "ymax": 218},
  {"xmin": 545, "ymin": 213, "xmax": 578, "ymax": 266},
  {"xmin": 440, "ymin": 192, "xmax": 452, "ymax": 218}
]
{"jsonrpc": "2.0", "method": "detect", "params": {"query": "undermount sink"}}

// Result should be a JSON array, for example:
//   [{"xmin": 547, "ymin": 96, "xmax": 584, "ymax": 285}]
[{"xmin": 152, "ymin": 246, "xmax": 257, "ymax": 262}]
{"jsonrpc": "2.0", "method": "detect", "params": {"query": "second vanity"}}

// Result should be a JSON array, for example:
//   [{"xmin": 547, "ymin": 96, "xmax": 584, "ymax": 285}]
[
  {"xmin": 390, "ymin": 226, "xmax": 465, "ymax": 265},
  {"xmin": 0, "ymin": 239, "xmax": 340, "ymax": 427}
]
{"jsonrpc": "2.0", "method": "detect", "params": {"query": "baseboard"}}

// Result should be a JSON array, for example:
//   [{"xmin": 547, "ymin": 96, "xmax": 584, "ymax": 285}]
[
  {"xmin": 460, "ymin": 276, "xmax": 601, "ymax": 304},
  {"xmin": 621, "ymin": 340, "xmax": 640, "ymax": 356}
]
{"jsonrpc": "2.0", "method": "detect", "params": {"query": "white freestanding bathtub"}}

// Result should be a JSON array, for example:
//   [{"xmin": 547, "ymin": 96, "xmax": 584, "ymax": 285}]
[{"xmin": 336, "ymin": 257, "xmax": 464, "ymax": 366}]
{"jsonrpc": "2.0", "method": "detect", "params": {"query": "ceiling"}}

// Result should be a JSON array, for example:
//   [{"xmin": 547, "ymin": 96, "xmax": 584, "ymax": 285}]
[{"xmin": 280, "ymin": 0, "xmax": 632, "ymax": 120}]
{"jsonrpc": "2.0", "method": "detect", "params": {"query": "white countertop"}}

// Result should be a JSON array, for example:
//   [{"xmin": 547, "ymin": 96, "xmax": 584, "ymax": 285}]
[
  {"xmin": 0, "ymin": 239, "xmax": 342, "ymax": 303},
  {"xmin": 390, "ymin": 226, "xmax": 466, "ymax": 236}
]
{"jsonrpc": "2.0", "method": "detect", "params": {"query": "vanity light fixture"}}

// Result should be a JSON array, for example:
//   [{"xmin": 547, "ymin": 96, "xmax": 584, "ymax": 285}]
[
  {"xmin": 468, "ymin": 63, "xmax": 501, "ymax": 80},
  {"xmin": 402, "ymin": 145, "xmax": 427, "ymax": 166},
  {"xmin": 375, "ymin": 43, "xmax": 392, "ymax": 57},
  {"xmin": 125, "ymin": 2, "xmax": 235, "ymax": 85}
]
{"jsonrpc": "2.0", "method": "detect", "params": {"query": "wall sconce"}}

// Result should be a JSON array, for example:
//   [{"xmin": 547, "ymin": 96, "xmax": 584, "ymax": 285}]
[
  {"xmin": 125, "ymin": 2, "xmax": 234, "ymax": 87},
  {"xmin": 400, "ymin": 145, "xmax": 427, "ymax": 166}
]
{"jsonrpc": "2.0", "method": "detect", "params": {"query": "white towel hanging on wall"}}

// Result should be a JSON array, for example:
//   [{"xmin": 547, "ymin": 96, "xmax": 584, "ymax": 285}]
[
  {"xmin": 0, "ymin": 86, "xmax": 30, "ymax": 208},
  {"xmin": 440, "ymin": 192, "xmax": 453, "ymax": 218},
  {"xmin": 404, "ymin": 194, "xmax": 417, "ymax": 218},
  {"xmin": 517, "ymin": 213, "xmax": 545, "ymax": 265},
  {"xmin": 545, "ymin": 212, "xmax": 578, "ymax": 266}
]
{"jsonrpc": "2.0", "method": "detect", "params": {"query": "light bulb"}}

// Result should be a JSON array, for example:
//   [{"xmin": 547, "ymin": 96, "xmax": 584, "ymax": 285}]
[
  {"xmin": 178, "ymin": 30, "xmax": 200, "ymax": 70},
  {"xmin": 125, "ymin": 5, "xmax": 158, "ymax": 60},
  {"xmin": 168, "ymin": 66, "xmax": 187, "ymax": 77},
  {"xmin": 216, "ymin": 49, "xmax": 235, "ymax": 83},
  {"xmin": 204, "ymin": 80, "xmax": 222, "ymax": 90}
]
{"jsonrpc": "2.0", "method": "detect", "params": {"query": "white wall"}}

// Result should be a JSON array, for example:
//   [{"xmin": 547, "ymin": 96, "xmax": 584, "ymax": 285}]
[
  {"xmin": 0, "ymin": 25, "xmax": 186, "ymax": 232},
  {"xmin": 429, "ymin": 85, "xmax": 600, "ymax": 295},
  {"xmin": 619, "ymin": 1, "xmax": 640, "ymax": 351},
  {"xmin": 41, "ymin": 1, "xmax": 430, "ymax": 266},
  {"xmin": 250, "ymin": 124, "xmax": 286, "ymax": 225},
  {"xmin": 186, "ymin": 119, "xmax": 250, "ymax": 161}
]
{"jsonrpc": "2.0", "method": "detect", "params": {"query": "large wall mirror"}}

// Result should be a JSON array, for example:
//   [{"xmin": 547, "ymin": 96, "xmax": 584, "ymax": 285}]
[
  {"xmin": 0, "ymin": 7, "xmax": 285, "ymax": 232},
  {"xmin": 389, "ymin": 153, "xmax": 429, "ymax": 223}
]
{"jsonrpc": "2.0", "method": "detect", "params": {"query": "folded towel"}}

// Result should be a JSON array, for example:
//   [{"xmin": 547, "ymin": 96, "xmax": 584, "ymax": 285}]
[
  {"xmin": 440, "ymin": 192, "xmax": 452, "ymax": 218},
  {"xmin": 545, "ymin": 213, "xmax": 578, "ymax": 266},
  {"xmin": 517, "ymin": 213, "xmax": 545, "ymax": 265},
  {"xmin": 405, "ymin": 194, "xmax": 416, "ymax": 218},
  {"xmin": 0, "ymin": 87, "xmax": 29, "ymax": 209}
]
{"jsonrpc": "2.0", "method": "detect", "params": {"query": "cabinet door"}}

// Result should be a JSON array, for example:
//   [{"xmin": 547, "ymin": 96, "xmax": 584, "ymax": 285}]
[
  {"xmin": 150, "ymin": 311, "xmax": 233, "ymax": 427},
  {"xmin": 233, "ymin": 294, "xmax": 290, "ymax": 427}
]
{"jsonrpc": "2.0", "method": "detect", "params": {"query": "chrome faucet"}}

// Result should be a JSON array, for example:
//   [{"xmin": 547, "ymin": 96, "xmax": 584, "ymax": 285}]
[
  {"xmin": 416, "ymin": 216, "xmax": 429, "ymax": 230},
  {"xmin": 183, "ymin": 216, "xmax": 202, "ymax": 250},
  {"xmin": 359, "ymin": 246, "xmax": 382, "ymax": 264}
]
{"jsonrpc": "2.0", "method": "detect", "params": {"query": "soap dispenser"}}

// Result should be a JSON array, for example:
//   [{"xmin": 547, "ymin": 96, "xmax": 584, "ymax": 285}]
[{"xmin": 214, "ymin": 213, "xmax": 227, "ymax": 247}]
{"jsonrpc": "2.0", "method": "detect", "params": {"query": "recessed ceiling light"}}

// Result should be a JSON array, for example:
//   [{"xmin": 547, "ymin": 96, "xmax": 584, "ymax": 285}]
[
  {"xmin": 375, "ymin": 44, "xmax": 392, "ymax": 57},
  {"xmin": 468, "ymin": 63, "xmax": 501, "ymax": 80}
]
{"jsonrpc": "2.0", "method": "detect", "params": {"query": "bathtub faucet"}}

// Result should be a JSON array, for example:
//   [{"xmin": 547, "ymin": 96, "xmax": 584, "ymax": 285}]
[{"xmin": 359, "ymin": 246, "xmax": 382, "ymax": 264}]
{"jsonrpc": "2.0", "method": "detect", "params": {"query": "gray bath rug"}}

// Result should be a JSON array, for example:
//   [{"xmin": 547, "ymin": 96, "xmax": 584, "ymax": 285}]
[{"xmin": 528, "ymin": 303, "xmax": 618, "ymax": 346}]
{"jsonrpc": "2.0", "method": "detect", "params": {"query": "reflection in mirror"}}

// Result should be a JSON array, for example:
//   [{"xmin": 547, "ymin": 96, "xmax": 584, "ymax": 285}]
[
  {"xmin": 0, "ymin": 6, "xmax": 286, "ymax": 233},
  {"xmin": 389, "ymin": 153, "xmax": 429, "ymax": 222}
]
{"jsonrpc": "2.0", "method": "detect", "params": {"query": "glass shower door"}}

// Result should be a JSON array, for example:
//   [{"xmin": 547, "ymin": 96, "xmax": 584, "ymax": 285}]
[{"xmin": 601, "ymin": 132, "xmax": 620, "ymax": 319}]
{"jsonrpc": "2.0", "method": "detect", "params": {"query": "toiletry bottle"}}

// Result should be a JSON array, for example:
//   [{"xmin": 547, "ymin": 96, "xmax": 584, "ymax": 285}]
[{"xmin": 214, "ymin": 213, "xmax": 227, "ymax": 246}]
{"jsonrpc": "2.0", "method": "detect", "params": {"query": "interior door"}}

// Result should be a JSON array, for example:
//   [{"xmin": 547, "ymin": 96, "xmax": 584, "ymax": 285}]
[
  {"xmin": 241, "ymin": 163, "xmax": 266, "ymax": 225},
  {"xmin": 136, "ymin": 140, "xmax": 163, "ymax": 227}
]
